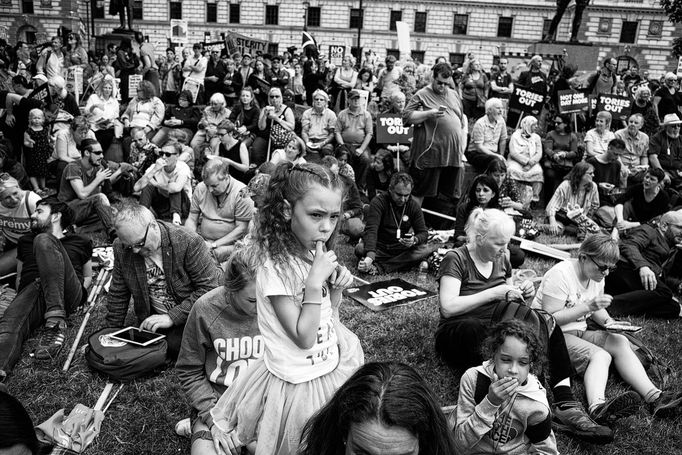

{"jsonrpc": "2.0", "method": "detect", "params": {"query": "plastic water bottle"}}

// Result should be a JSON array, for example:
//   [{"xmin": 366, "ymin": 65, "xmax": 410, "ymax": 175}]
[{"xmin": 417, "ymin": 261, "xmax": 429, "ymax": 286}]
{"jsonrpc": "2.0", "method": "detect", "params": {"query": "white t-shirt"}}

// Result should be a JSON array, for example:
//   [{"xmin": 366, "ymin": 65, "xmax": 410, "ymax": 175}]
[
  {"xmin": 532, "ymin": 259, "xmax": 604, "ymax": 333},
  {"xmin": 143, "ymin": 160, "xmax": 193, "ymax": 200},
  {"xmin": 257, "ymin": 255, "xmax": 339, "ymax": 384}
]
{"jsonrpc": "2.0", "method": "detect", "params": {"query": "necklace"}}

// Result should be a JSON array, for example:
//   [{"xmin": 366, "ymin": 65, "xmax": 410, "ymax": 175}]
[{"xmin": 389, "ymin": 202, "xmax": 407, "ymax": 239}]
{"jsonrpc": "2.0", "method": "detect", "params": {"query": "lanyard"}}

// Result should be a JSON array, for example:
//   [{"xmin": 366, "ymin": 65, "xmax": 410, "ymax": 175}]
[{"xmin": 390, "ymin": 202, "xmax": 408, "ymax": 239}]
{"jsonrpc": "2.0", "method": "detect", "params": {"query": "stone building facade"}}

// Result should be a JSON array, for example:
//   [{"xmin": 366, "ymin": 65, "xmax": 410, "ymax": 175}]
[{"xmin": 1, "ymin": 0, "xmax": 679, "ymax": 77}]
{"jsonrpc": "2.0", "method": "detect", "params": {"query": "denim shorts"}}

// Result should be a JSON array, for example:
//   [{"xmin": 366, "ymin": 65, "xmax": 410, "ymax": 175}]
[{"xmin": 563, "ymin": 329, "xmax": 611, "ymax": 374}]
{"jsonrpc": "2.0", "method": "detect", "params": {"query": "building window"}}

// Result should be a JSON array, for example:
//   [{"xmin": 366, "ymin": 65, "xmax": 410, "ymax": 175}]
[
  {"xmin": 389, "ymin": 10, "xmax": 402, "ymax": 31},
  {"xmin": 411, "ymin": 50, "xmax": 425, "ymax": 64},
  {"xmin": 206, "ymin": 3, "xmax": 217, "ymax": 23},
  {"xmin": 169, "ymin": 2, "xmax": 182, "ymax": 19},
  {"xmin": 350, "ymin": 8, "xmax": 363, "ymax": 29},
  {"xmin": 92, "ymin": 0, "xmax": 105, "ymax": 19},
  {"xmin": 265, "ymin": 5, "xmax": 279, "ymax": 25},
  {"xmin": 449, "ymin": 53, "xmax": 465, "ymax": 68},
  {"xmin": 22, "ymin": 0, "xmax": 34, "ymax": 14},
  {"xmin": 24, "ymin": 30, "xmax": 37, "ymax": 44},
  {"xmin": 307, "ymin": 6, "xmax": 321, "ymax": 27},
  {"xmin": 133, "ymin": 0, "xmax": 143, "ymax": 20},
  {"xmin": 386, "ymin": 49, "xmax": 400, "ymax": 60},
  {"xmin": 620, "ymin": 21, "xmax": 638, "ymax": 43},
  {"xmin": 229, "ymin": 3, "xmax": 240, "ymax": 24},
  {"xmin": 414, "ymin": 12, "xmax": 427, "ymax": 33},
  {"xmin": 268, "ymin": 43, "xmax": 279, "ymax": 56},
  {"xmin": 453, "ymin": 14, "xmax": 468, "ymax": 35},
  {"xmin": 542, "ymin": 19, "xmax": 555, "ymax": 41},
  {"xmin": 497, "ymin": 17, "xmax": 513, "ymax": 38}
]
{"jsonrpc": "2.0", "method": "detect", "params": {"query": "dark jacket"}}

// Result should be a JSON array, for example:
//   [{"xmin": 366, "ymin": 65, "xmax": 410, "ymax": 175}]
[
  {"xmin": 363, "ymin": 192, "xmax": 428, "ymax": 255},
  {"xmin": 104, "ymin": 221, "xmax": 223, "ymax": 328},
  {"xmin": 618, "ymin": 224, "xmax": 672, "ymax": 276}
]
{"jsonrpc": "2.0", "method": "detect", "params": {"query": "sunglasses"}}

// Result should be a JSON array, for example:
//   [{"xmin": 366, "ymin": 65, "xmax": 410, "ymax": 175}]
[
  {"xmin": 160, "ymin": 151, "xmax": 177, "ymax": 157},
  {"xmin": 89, "ymin": 150, "xmax": 104, "ymax": 155},
  {"xmin": 587, "ymin": 255, "xmax": 616, "ymax": 273},
  {"xmin": 124, "ymin": 224, "xmax": 150, "ymax": 251}
]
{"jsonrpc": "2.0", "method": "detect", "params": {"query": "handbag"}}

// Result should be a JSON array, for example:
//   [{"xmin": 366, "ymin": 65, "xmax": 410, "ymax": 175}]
[
  {"xmin": 270, "ymin": 107, "xmax": 293, "ymax": 149},
  {"xmin": 86, "ymin": 327, "xmax": 167, "ymax": 382}
]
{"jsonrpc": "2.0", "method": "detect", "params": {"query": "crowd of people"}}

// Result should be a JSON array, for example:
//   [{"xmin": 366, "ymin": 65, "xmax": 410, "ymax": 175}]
[{"xmin": 0, "ymin": 32, "xmax": 682, "ymax": 455}]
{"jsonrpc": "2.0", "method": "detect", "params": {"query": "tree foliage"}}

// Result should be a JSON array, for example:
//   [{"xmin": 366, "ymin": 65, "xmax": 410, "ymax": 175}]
[{"xmin": 661, "ymin": 0, "xmax": 682, "ymax": 23}]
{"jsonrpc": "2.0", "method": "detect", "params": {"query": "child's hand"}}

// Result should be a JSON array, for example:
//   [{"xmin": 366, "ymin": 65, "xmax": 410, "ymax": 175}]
[
  {"xmin": 308, "ymin": 241, "xmax": 338, "ymax": 287},
  {"xmin": 210, "ymin": 425, "xmax": 242, "ymax": 455},
  {"xmin": 329, "ymin": 265, "xmax": 353, "ymax": 290},
  {"xmin": 487, "ymin": 373, "xmax": 519, "ymax": 406},
  {"xmin": 517, "ymin": 280, "xmax": 535, "ymax": 299}
]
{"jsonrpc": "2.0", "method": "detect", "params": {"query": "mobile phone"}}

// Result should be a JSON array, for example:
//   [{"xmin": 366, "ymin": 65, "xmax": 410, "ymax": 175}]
[
  {"xmin": 109, "ymin": 327, "xmax": 166, "ymax": 347},
  {"xmin": 402, "ymin": 232, "xmax": 413, "ymax": 239},
  {"xmin": 438, "ymin": 105, "xmax": 447, "ymax": 112}
]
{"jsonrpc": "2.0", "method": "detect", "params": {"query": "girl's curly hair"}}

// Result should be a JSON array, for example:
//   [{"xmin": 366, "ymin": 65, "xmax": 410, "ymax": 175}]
[
  {"xmin": 482, "ymin": 320, "xmax": 546, "ymax": 378},
  {"xmin": 253, "ymin": 162, "xmax": 345, "ymax": 270}
]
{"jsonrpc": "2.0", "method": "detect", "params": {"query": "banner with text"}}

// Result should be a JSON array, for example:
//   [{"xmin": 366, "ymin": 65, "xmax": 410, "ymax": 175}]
[
  {"xmin": 508, "ymin": 86, "xmax": 544, "ymax": 116},
  {"xmin": 128, "ymin": 74, "xmax": 143, "ymax": 99},
  {"xmin": 225, "ymin": 31, "xmax": 269, "ymax": 57},
  {"xmin": 596, "ymin": 94, "xmax": 632, "ymax": 122},
  {"xmin": 203, "ymin": 40, "xmax": 227, "ymax": 55},
  {"xmin": 557, "ymin": 89, "xmax": 589, "ymax": 114},
  {"xmin": 328, "ymin": 45, "xmax": 346, "ymax": 67},
  {"xmin": 344, "ymin": 278, "xmax": 435, "ymax": 312},
  {"xmin": 376, "ymin": 113, "xmax": 413, "ymax": 144},
  {"xmin": 170, "ymin": 19, "xmax": 188, "ymax": 45}
]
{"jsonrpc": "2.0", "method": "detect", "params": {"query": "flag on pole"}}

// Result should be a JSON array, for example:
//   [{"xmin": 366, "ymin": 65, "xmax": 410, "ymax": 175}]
[{"xmin": 302, "ymin": 30, "xmax": 319, "ymax": 58}]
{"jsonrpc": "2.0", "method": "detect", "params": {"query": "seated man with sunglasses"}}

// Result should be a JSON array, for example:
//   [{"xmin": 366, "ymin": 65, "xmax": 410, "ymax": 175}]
[
  {"xmin": 605, "ymin": 210, "xmax": 682, "ymax": 319},
  {"xmin": 104, "ymin": 203, "xmax": 222, "ymax": 359},
  {"xmin": 57, "ymin": 138, "xmax": 128, "ymax": 242},
  {"xmin": 0, "ymin": 198, "xmax": 92, "ymax": 381},
  {"xmin": 134, "ymin": 143, "xmax": 193, "ymax": 225}
]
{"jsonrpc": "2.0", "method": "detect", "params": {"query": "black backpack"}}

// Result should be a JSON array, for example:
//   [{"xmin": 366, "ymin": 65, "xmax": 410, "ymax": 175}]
[{"xmin": 86, "ymin": 327, "xmax": 167, "ymax": 382}]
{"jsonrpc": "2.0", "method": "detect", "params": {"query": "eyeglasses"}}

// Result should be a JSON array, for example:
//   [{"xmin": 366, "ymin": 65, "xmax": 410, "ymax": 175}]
[
  {"xmin": 269, "ymin": 95, "xmax": 281, "ymax": 98},
  {"xmin": 124, "ymin": 224, "xmax": 150, "ymax": 251},
  {"xmin": 89, "ymin": 150, "xmax": 104, "ymax": 155},
  {"xmin": 160, "ymin": 151, "xmax": 177, "ymax": 157},
  {"xmin": 587, "ymin": 255, "xmax": 616, "ymax": 273}
]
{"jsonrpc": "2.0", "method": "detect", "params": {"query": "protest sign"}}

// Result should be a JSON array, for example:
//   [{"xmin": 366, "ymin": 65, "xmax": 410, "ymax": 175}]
[
  {"xmin": 329, "ymin": 45, "xmax": 345, "ymax": 66},
  {"xmin": 28, "ymin": 82, "xmax": 52, "ymax": 107},
  {"xmin": 508, "ymin": 86, "xmax": 545, "ymax": 115},
  {"xmin": 128, "ymin": 75, "xmax": 143, "ymax": 99},
  {"xmin": 596, "ymin": 94, "xmax": 632, "ymax": 122},
  {"xmin": 344, "ymin": 278, "xmax": 435, "ymax": 312},
  {"xmin": 678, "ymin": 56, "xmax": 682, "ymax": 79},
  {"xmin": 376, "ymin": 113, "xmax": 413, "ymax": 144},
  {"xmin": 203, "ymin": 40, "xmax": 226, "ymax": 54},
  {"xmin": 225, "ymin": 31, "xmax": 269, "ymax": 57},
  {"xmin": 170, "ymin": 19, "xmax": 188, "ymax": 45},
  {"xmin": 182, "ymin": 78, "xmax": 201, "ymax": 103},
  {"xmin": 396, "ymin": 21, "xmax": 411, "ymax": 57},
  {"xmin": 557, "ymin": 89, "xmax": 588, "ymax": 114},
  {"xmin": 66, "ymin": 66, "xmax": 83, "ymax": 104}
]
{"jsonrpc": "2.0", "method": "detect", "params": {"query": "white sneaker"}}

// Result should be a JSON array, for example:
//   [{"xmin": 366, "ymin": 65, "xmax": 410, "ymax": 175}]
[{"xmin": 175, "ymin": 417, "xmax": 191, "ymax": 437}]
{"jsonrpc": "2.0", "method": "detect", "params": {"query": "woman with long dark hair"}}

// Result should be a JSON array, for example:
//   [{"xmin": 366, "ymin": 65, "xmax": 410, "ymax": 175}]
[
  {"xmin": 299, "ymin": 362, "xmax": 457, "ymax": 455},
  {"xmin": 543, "ymin": 113, "xmax": 580, "ymax": 196},
  {"xmin": 545, "ymin": 161, "xmax": 600, "ymax": 236}
]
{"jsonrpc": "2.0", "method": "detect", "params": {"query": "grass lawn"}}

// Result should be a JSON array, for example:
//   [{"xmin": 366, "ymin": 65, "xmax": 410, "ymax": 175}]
[{"xmin": 4, "ymin": 229, "xmax": 682, "ymax": 454}]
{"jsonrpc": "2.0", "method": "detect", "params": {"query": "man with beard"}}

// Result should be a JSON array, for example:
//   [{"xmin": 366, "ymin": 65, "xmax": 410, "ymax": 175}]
[
  {"xmin": 648, "ymin": 113, "xmax": 682, "ymax": 189},
  {"xmin": 356, "ymin": 172, "xmax": 432, "ymax": 275},
  {"xmin": 0, "ymin": 175, "xmax": 40, "ymax": 278},
  {"xmin": 586, "ymin": 57, "xmax": 618, "ymax": 96},
  {"xmin": 605, "ymin": 210, "xmax": 682, "ymax": 319},
  {"xmin": 104, "ymin": 203, "xmax": 222, "ymax": 359},
  {"xmin": 464, "ymin": 98, "xmax": 508, "ymax": 173},
  {"xmin": 0, "ymin": 198, "xmax": 92, "ymax": 381},
  {"xmin": 184, "ymin": 158, "xmax": 253, "ymax": 265},
  {"xmin": 517, "ymin": 55, "xmax": 548, "ymax": 99},
  {"xmin": 58, "ymin": 138, "xmax": 126, "ymax": 242}
]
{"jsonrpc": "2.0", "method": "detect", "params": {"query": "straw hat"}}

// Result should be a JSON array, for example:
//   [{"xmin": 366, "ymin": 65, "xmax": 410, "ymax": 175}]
[{"xmin": 661, "ymin": 113, "xmax": 682, "ymax": 126}]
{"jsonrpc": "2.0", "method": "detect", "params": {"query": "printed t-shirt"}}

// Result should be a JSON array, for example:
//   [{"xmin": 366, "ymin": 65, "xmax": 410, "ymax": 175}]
[
  {"xmin": 257, "ymin": 255, "xmax": 339, "ymax": 384},
  {"xmin": 0, "ymin": 191, "xmax": 40, "ymax": 244},
  {"xmin": 532, "ymin": 259, "xmax": 604, "ymax": 333}
]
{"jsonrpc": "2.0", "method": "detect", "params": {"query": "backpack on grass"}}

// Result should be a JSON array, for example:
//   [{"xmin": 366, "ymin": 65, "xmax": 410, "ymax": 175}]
[{"xmin": 86, "ymin": 327, "xmax": 167, "ymax": 382}]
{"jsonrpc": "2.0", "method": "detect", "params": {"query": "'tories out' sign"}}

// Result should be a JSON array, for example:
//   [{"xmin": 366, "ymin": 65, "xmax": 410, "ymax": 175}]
[
  {"xmin": 376, "ymin": 114, "xmax": 413, "ymax": 144},
  {"xmin": 596, "ymin": 94, "xmax": 632, "ymax": 122},
  {"xmin": 344, "ymin": 278, "xmax": 435, "ymax": 312},
  {"xmin": 509, "ymin": 86, "xmax": 545, "ymax": 115}
]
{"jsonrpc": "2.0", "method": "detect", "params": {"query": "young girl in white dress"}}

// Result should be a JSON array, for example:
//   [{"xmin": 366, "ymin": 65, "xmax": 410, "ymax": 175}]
[{"xmin": 209, "ymin": 162, "xmax": 364, "ymax": 454}]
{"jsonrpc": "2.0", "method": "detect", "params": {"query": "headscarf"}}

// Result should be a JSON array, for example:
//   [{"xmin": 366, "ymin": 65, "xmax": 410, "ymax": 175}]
[{"xmin": 519, "ymin": 116, "xmax": 537, "ymax": 138}]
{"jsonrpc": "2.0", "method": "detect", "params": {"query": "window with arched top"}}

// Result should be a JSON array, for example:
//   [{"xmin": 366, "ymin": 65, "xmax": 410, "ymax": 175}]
[{"xmin": 17, "ymin": 24, "xmax": 37, "ymax": 45}]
